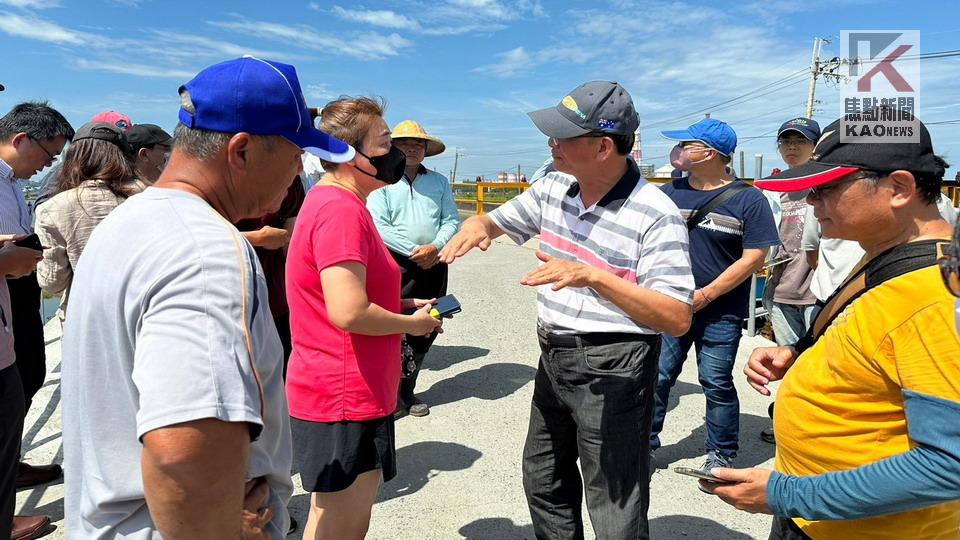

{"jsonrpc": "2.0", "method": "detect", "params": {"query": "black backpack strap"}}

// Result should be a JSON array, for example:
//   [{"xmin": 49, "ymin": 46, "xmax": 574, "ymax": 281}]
[
  {"xmin": 800, "ymin": 239, "xmax": 946, "ymax": 349},
  {"xmin": 686, "ymin": 181, "xmax": 751, "ymax": 231}
]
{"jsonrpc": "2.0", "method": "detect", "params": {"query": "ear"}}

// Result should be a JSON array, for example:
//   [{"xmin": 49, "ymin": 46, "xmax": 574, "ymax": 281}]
[
  {"xmin": 137, "ymin": 148, "xmax": 149, "ymax": 160},
  {"xmin": 597, "ymin": 136, "xmax": 616, "ymax": 160},
  {"xmin": 225, "ymin": 132, "xmax": 253, "ymax": 171},
  {"xmin": 887, "ymin": 170, "xmax": 918, "ymax": 210},
  {"xmin": 8, "ymin": 132, "xmax": 28, "ymax": 148}
]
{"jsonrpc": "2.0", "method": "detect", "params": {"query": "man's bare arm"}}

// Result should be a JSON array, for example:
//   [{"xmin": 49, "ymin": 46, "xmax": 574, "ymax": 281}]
[{"xmin": 142, "ymin": 418, "xmax": 251, "ymax": 539}]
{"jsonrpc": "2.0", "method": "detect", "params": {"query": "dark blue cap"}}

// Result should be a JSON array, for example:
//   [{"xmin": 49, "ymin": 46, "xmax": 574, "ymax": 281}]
[
  {"xmin": 660, "ymin": 118, "xmax": 737, "ymax": 156},
  {"xmin": 178, "ymin": 56, "xmax": 354, "ymax": 163},
  {"xmin": 777, "ymin": 117, "xmax": 821, "ymax": 142}
]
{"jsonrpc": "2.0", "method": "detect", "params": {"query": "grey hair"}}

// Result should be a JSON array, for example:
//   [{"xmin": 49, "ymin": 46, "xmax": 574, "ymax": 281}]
[
  {"xmin": 173, "ymin": 123, "xmax": 233, "ymax": 161},
  {"xmin": 174, "ymin": 89, "xmax": 284, "ymax": 161}
]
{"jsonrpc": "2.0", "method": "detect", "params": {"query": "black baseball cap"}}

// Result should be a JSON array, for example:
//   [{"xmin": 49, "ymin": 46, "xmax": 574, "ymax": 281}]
[
  {"xmin": 72, "ymin": 122, "xmax": 130, "ymax": 152},
  {"xmin": 528, "ymin": 81, "xmax": 639, "ymax": 138},
  {"xmin": 127, "ymin": 124, "xmax": 172, "ymax": 152},
  {"xmin": 756, "ymin": 109, "xmax": 937, "ymax": 192},
  {"xmin": 777, "ymin": 117, "xmax": 820, "ymax": 141}
]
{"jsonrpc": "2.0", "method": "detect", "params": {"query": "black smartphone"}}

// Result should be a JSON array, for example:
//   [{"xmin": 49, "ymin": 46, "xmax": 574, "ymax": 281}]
[
  {"xmin": 432, "ymin": 294, "xmax": 462, "ymax": 318},
  {"xmin": 13, "ymin": 233, "xmax": 42, "ymax": 251},
  {"xmin": 673, "ymin": 466, "xmax": 734, "ymax": 484}
]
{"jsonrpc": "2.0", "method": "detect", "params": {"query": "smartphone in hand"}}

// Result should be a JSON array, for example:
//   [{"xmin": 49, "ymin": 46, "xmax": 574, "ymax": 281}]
[
  {"xmin": 13, "ymin": 234, "xmax": 42, "ymax": 251},
  {"xmin": 432, "ymin": 294, "xmax": 462, "ymax": 318},
  {"xmin": 673, "ymin": 466, "xmax": 735, "ymax": 484}
]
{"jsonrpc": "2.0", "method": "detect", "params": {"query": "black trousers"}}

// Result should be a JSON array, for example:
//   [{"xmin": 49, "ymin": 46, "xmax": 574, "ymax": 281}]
[
  {"xmin": 0, "ymin": 365, "xmax": 25, "ymax": 536},
  {"xmin": 769, "ymin": 517, "xmax": 812, "ymax": 539},
  {"xmin": 389, "ymin": 250, "xmax": 447, "ymax": 354},
  {"xmin": 273, "ymin": 311, "xmax": 292, "ymax": 379},
  {"xmin": 7, "ymin": 274, "xmax": 45, "ymax": 409},
  {"xmin": 523, "ymin": 330, "xmax": 660, "ymax": 540}
]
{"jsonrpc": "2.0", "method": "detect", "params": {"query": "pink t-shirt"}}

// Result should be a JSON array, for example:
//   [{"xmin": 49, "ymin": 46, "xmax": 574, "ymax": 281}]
[{"xmin": 285, "ymin": 185, "xmax": 401, "ymax": 422}]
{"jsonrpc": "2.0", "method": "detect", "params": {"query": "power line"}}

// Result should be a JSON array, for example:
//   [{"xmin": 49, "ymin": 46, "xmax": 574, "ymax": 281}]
[
  {"xmin": 639, "ymin": 48, "xmax": 960, "ymax": 135},
  {"xmin": 642, "ymin": 69, "xmax": 809, "ymax": 131}
]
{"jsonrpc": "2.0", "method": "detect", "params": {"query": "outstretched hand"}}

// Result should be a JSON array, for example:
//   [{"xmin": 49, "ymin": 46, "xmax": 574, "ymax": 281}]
[
  {"xmin": 520, "ymin": 250, "xmax": 596, "ymax": 291},
  {"xmin": 438, "ymin": 219, "xmax": 492, "ymax": 264}
]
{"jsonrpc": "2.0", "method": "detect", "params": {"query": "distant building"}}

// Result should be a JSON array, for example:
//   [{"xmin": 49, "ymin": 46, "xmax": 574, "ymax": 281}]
[
  {"xmin": 653, "ymin": 164, "xmax": 675, "ymax": 178},
  {"xmin": 495, "ymin": 172, "xmax": 525, "ymax": 183},
  {"xmin": 630, "ymin": 126, "xmax": 642, "ymax": 164}
]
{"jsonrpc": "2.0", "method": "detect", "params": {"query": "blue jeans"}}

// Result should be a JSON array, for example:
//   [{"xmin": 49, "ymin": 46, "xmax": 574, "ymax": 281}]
[
  {"xmin": 650, "ymin": 315, "xmax": 743, "ymax": 459},
  {"xmin": 770, "ymin": 303, "xmax": 821, "ymax": 347}
]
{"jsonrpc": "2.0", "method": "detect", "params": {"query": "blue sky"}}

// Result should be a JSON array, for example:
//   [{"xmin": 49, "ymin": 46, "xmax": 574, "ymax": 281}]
[{"xmin": 3, "ymin": 0, "xmax": 959, "ymax": 181}]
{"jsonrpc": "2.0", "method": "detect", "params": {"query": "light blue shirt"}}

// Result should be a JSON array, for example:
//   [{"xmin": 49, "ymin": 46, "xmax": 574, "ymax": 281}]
[
  {"xmin": 0, "ymin": 158, "xmax": 33, "ymax": 235},
  {"xmin": 367, "ymin": 167, "xmax": 460, "ymax": 256}
]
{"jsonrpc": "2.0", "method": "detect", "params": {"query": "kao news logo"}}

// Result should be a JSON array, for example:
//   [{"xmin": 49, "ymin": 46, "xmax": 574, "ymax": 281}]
[{"xmin": 841, "ymin": 30, "xmax": 920, "ymax": 143}]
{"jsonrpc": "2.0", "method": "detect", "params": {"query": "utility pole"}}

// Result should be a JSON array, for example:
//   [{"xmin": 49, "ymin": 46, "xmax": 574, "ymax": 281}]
[
  {"xmin": 451, "ymin": 148, "xmax": 460, "ymax": 182},
  {"xmin": 804, "ymin": 37, "xmax": 846, "ymax": 119},
  {"xmin": 806, "ymin": 37, "xmax": 824, "ymax": 118},
  {"xmin": 517, "ymin": 164, "xmax": 521, "ymax": 183}
]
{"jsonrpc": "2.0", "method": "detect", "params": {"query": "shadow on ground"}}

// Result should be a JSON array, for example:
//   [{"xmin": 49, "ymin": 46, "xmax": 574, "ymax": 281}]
[
  {"xmin": 425, "ymin": 345, "xmax": 490, "ymax": 372},
  {"xmin": 664, "ymin": 380, "xmax": 701, "ymax": 415},
  {"xmin": 655, "ymin": 412, "xmax": 775, "ymax": 469},
  {"xmin": 650, "ymin": 515, "xmax": 755, "ymax": 539},
  {"xmin": 420, "ymin": 363, "xmax": 536, "ymax": 408},
  {"xmin": 459, "ymin": 517, "xmax": 535, "ymax": 539},
  {"xmin": 379, "ymin": 441, "xmax": 482, "ymax": 503}
]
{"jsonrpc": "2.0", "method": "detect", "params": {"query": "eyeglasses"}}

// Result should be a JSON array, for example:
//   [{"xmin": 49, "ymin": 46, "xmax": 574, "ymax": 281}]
[
  {"xmin": 941, "ymin": 236, "xmax": 960, "ymax": 297},
  {"xmin": 777, "ymin": 138, "xmax": 813, "ymax": 148},
  {"xmin": 28, "ymin": 136, "xmax": 56, "ymax": 164},
  {"xmin": 808, "ymin": 172, "xmax": 880, "ymax": 200},
  {"xmin": 548, "ymin": 132, "xmax": 608, "ymax": 146}
]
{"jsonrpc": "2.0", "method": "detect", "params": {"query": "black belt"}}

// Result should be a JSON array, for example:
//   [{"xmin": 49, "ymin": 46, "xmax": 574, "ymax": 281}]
[{"xmin": 537, "ymin": 327, "xmax": 657, "ymax": 348}]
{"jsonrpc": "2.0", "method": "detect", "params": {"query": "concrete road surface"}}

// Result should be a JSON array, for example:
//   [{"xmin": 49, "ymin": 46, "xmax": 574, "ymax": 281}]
[{"xmin": 18, "ymin": 236, "xmax": 780, "ymax": 539}]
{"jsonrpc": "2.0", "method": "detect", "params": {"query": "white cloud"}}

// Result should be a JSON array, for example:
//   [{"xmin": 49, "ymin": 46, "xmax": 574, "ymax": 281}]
[
  {"xmin": 0, "ymin": 11, "xmax": 88, "ymax": 43},
  {"xmin": 446, "ymin": 0, "xmax": 512, "ymax": 19},
  {"xmin": 420, "ymin": 22, "xmax": 507, "ymax": 36},
  {"xmin": 412, "ymin": 0, "xmax": 545, "ymax": 35},
  {"xmin": 474, "ymin": 45, "xmax": 599, "ymax": 78},
  {"xmin": 305, "ymin": 83, "xmax": 338, "ymax": 101},
  {"xmin": 210, "ymin": 17, "xmax": 412, "ymax": 61},
  {"xmin": 331, "ymin": 6, "xmax": 419, "ymax": 30},
  {"xmin": 143, "ymin": 31, "xmax": 297, "ymax": 63},
  {"xmin": 74, "ymin": 59, "xmax": 195, "ymax": 79},
  {"xmin": 475, "ymin": 46, "xmax": 532, "ymax": 77},
  {"xmin": 0, "ymin": 0, "xmax": 59, "ymax": 8}
]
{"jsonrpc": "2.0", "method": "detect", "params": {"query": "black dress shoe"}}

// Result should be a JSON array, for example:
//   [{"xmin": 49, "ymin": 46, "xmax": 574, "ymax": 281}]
[{"xmin": 16, "ymin": 462, "xmax": 62, "ymax": 489}]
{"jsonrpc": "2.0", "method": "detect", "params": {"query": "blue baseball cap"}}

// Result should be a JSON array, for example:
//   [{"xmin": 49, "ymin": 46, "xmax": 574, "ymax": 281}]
[
  {"xmin": 178, "ymin": 56, "xmax": 354, "ymax": 163},
  {"xmin": 660, "ymin": 118, "xmax": 737, "ymax": 156},
  {"xmin": 777, "ymin": 117, "xmax": 821, "ymax": 142}
]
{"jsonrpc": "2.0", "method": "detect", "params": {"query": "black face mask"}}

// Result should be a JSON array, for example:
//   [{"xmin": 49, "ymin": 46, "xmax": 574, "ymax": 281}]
[{"xmin": 355, "ymin": 145, "xmax": 407, "ymax": 184}]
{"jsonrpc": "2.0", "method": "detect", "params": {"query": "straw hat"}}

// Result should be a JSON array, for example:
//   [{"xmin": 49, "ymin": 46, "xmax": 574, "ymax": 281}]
[{"xmin": 392, "ymin": 120, "xmax": 445, "ymax": 157}]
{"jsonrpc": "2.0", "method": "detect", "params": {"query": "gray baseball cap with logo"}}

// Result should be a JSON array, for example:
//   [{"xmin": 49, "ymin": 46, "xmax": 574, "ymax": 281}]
[{"xmin": 528, "ymin": 81, "xmax": 640, "ymax": 139}]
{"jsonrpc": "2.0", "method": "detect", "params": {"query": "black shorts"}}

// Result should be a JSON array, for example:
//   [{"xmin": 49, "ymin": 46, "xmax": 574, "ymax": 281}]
[{"xmin": 291, "ymin": 415, "xmax": 397, "ymax": 493}]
